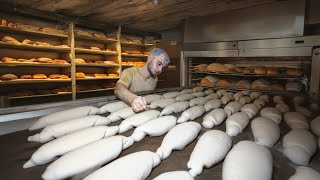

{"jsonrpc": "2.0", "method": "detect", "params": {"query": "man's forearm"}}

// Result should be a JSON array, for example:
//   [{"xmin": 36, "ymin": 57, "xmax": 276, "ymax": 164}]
[{"xmin": 114, "ymin": 83, "xmax": 137, "ymax": 104}]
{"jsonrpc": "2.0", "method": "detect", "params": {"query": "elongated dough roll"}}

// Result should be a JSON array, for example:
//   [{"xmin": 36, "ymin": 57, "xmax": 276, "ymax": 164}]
[
  {"xmin": 241, "ymin": 90, "xmax": 250, "ymax": 96},
  {"xmin": 84, "ymin": 151, "xmax": 161, "ymax": 180},
  {"xmin": 177, "ymin": 106, "xmax": 206, "ymax": 123},
  {"xmin": 160, "ymin": 101, "xmax": 189, "ymax": 116},
  {"xmin": 224, "ymin": 101, "xmax": 243, "ymax": 117},
  {"xmin": 295, "ymin": 105, "xmax": 312, "ymax": 117},
  {"xmin": 162, "ymin": 91, "xmax": 181, "ymax": 99},
  {"xmin": 289, "ymin": 166, "xmax": 320, "ymax": 180},
  {"xmin": 273, "ymin": 96, "xmax": 285, "ymax": 104},
  {"xmin": 275, "ymin": 103, "xmax": 290, "ymax": 113},
  {"xmin": 204, "ymin": 99, "xmax": 222, "ymax": 112},
  {"xmin": 216, "ymin": 89, "xmax": 226, "ymax": 97},
  {"xmin": 156, "ymin": 122, "xmax": 201, "ymax": 160},
  {"xmin": 240, "ymin": 103, "xmax": 259, "ymax": 119},
  {"xmin": 188, "ymin": 130, "xmax": 232, "ymax": 177},
  {"xmin": 283, "ymin": 129, "xmax": 317, "ymax": 166},
  {"xmin": 118, "ymin": 110, "xmax": 160, "ymax": 133},
  {"xmin": 130, "ymin": 115, "xmax": 177, "ymax": 141},
  {"xmin": 106, "ymin": 107, "xmax": 135, "ymax": 122},
  {"xmin": 181, "ymin": 89, "xmax": 193, "ymax": 94},
  {"xmin": 239, "ymin": 96, "xmax": 251, "ymax": 105},
  {"xmin": 29, "ymin": 106, "xmax": 100, "ymax": 130},
  {"xmin": 175, "ymin": 94, "xmax": 195, "ymax": 102},
  {"xmin": 202, "ymin": 108, "xmax": 227, "ymax": 129},
  {"xmin": 99, "ymin": 101, "xmax": 128, "ymax": 114},
  {"xmin": 253, "ymin": 99, "xmax": 265, "ymax": 109},
  {"xmin": 28, "ymin": 115, "xmax": 112, "ymax": 143},
  {"xmin": 24, "ymin": 126, "xmax": 119, "ymax": 168},
  {"xmin": 293, "ymin": 96, "xmax": 305, "ymax": 106},
  {"xmin": 189, "ymin": 97, "xmax": 208, "ymax": 107},
  {"xmin": 260, "ymin": 107, "xmax": 282, "ymax": 124},
  {"xmin": 193, "ymin": 86, "xmax": 204, "ymax": 93},
  {"xmin": 204, "ymin": 89, "xmax": 214, "ymax": 95},
  {"xmin": 153, "ymin": 171, "xmax": 194, "ymax": 180},
  {"xmin": 310, "ymin": 116, "xmax": 320, "ymax": 136},
  {"xmin": 150, "ymin": 98, "xmax": 176, "ymax": 109},
  {"xmin": 226, "ymin": 112, "xmax": 249, "ymax": 136},
  {"xmin": 259, "ymin": 94, "xmax": 270, "ymax": 103},
  {"xmin": 251, "ymin": 117, "xmax": 280, "ymax": 147},
  {"xmin": 221, "ymin": 96, "xmax": 231, "ymax": 105},
  {"xmin": 205, "ymin": 93, "xmax": 219, "ymax": 100},
  {"xmin": 222, "ymin": 141, "xmax": 273, "ymax": 180},
  {"xmin": 144, "ymin": 94, "xmax": 162, "ymax": 104},
  {"xmin": 284, "ymin": 112, "xmax": 309, "ymax": 129},
  {"xmin": 249, "ymin": 92, "xmax": 262, "ymax": 100},
  {"xmin": 233, "ymin": 92, "xmax": 243, "ymax": 101},
  {"xmin": 42, "ymin": 136, "xmax": 134, "ymax": 180},
  {"xmin": 192, "ymin": 91, "xmax": 205, "ymax": 97}
]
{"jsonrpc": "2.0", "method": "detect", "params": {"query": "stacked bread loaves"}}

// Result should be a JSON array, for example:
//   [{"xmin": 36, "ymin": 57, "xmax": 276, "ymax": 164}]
[
  {"xmin": 252, "ymin": 79, "xmax": 270, "ymax": 90},
  {"xmin": 194, "ymin": 64, "xmax": 208, "ymax": 71},
  {"xmin": 200, "ymin": 75, "xmax": 220, "ymax": 87},
  {"xmin": 206, "ymin": 63, "xmax": 235, "ymax": 73},
  {"xmin": 235, "ymin": 80, "xmax": 252, "ymax": 90},
  {"xmin": 216, "ymin": 79, "xmax": 235, "ymax": 89}
]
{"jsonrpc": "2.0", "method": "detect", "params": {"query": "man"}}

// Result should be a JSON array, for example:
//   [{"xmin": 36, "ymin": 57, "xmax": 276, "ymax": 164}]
[{"xmin": 114, "ymin": 48, "xmax": 170, "ymax": 112}]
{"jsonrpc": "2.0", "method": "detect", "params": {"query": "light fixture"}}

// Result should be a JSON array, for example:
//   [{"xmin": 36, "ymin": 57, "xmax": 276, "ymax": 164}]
[{"xmin": 152, "ymin": 0, "xmax": 160, "ymax": 5}]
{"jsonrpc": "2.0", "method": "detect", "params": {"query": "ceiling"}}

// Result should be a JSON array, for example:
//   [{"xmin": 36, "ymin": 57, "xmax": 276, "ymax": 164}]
[{"xmin": 1, "ymin": 0, "xmax": 276, "ymax": 33}]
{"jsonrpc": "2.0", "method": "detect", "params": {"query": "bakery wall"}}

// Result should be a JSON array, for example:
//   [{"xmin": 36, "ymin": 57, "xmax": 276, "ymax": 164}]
[{"xmin": 183, "ymin": 0, "xmax": 305, "ymax": 43}]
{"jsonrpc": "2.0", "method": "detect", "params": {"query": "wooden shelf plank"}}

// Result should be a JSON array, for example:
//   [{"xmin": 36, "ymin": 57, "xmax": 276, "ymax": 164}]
[
  {"xmin": 0, "ymin": 41, "xmax": 70, "ymax": 52},
  {"xmin": 0, "ymin": 62, "xmax": 70, "ymax": 67},
  {"xmin": 75, "ymin": 35, "xmax": 117, "ymax": 43},
  {"xmin": 76, "ymin": 63, "xmax": 119, "ymax": 67},
  {"xmin": 0, "ymin": 26, "xmax": 68, "ymax": 38},
  {"xmin": 0, "ymin": 79, "xmax": 71, "ymax": 84},
  {"xmin": 190, "ymin": 71, "xmax": 305, "ymax": 79},
  {"xmin": 121, "ymin": 42, "xmax": 154, "ymax": 47},
  {"xmin": 76, "ymin": 77, "xmax": 119, "ymax": 80},
  {"xmin": 121, "ymin": 53, "xmax": 148, "ymax": 58},
  {"xmin": 75, "ymin": 48, "xmax": 118, "ymax": 55}
]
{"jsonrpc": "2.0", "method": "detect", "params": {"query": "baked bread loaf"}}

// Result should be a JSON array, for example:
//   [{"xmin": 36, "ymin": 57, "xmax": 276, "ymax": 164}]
[
  {"xmin": 59, "ymin": 75, "xmax": 69, "ymax": 79},
  {"xmin": 76, "ymin": 72, "xmax": 86, "ymax": 78},
  {"xmin": 143, "ymin": 52, "xmax": 151, "ymax": 55},
  {"xmin": 22, "ymin": 39, "xmax": 33, "ymax": 44},
  {"xmin": 267, "ymin": 68, "xmax": 280, "ymax": 75},
  {"xmin": 1, "ymin": 57, "xmax": 17, "ymax": 62},
  {"xmin": 254, "ymin": 67, "xmax": 267, "ymax": 75},
  {"xmin": 40, "ymin": 27, "xmax": 65, "ymax": 34},
  {"xmin": 0, "ymin": 74, "xmax": 18, "ymax": 81},
  {"xmin": 75, "ymin": 58, "xmax": 86, "ymax": 64},
  {"xmin": 53, "ymin": 59, "xmax": 68, "ymax": 64},
  {"xmin": 268, "ymin": 84, "xmax": 284, "ymax": 92},
  {"xmin": 285, "ymin": 81, "xmax": 303, "ymax": 92},
  {"xmin": 74, "ymin": 29, "xmax": 93, "ymax": 37},
  {"xmin": 200, "ymin": 75, "xmax": 220, "ymax": 87},
  {"xmin": 216, "ymin": 79, "xmax": 235, "ymax": 89},
  {"xmin": 234, "ymin": 67, "xmax": 244, "ymax": 73},
  {"xmin": 195, "ymin": 64, "xmax": 208, "ymax": 71},
  {"xmin": 2, "ymin": 36, "xmax": 20, "ymax": 44},
  {"xmin": 49, "ymin": 74, "xmax": 61, "ymax": 79},
  {"xmin": 108, "ymin": 73, "xmax": 119, "ymax": 78},
  {"xmin": 223, "ymin": 64, "xmax": 236, "ymax": 72},
  {"xmin": 206, "ymin": 63, "xmax": 234, "ymax": 73},
  {"xmin": 14, "ymin": 23, "xmax": 39, "ymax": 31},
  {"xmin": 90, "ymin": 47, "xmax": 101, "ymax": 51},
  {"xmin": 242, "ymin": 67, "xmax": 253, "ymax": 74},
  {"xmin": 236, "ymin": 80, "xmax": 252, "ymax": 90},
  {"xmin": 92, "ymin": 33, "xmax": 107, "ymax": 39},
  {"xmin": 252, "ymin": 79, "xmax": 270, "ymax": 90},
  {"xmin": 94, "ymin": 60, "xmax": 104, "ymax": 64},
  {"xmin": 37, "ymin": 57, "xmax": 53, "ymax": 63},
  {"xmin": 33, "ymin": 41, "xmax": 52, "ymax": 46},
  {"xmin": 33, "ymin": 74, "xmax": 47, "ymax": 79},
  {"xmin": 104, "ymin": 61, "xmax": 118, "ymax": 65},
  {"xmin": 94, "ymin": 73, "xmax": 108, "ymax": 78},
  {"xmin": 285, "ymin": 68, "xmax": 303, "ymax": 76},
  {"xmin": 20, "ymin": 75, "xmax": 33, "ymax": 79},
  {"xmin": 124, "ymin": 50, "xmax": 142, "ymax": 54}
]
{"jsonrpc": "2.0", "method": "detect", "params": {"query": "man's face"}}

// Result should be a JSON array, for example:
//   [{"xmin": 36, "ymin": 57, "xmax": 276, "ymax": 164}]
[{"xmin": 147, "ymin": 54, "xmax": 166, "ymax": 77}]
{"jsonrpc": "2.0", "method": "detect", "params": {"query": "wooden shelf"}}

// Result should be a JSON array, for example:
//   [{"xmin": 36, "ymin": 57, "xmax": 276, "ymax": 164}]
[
  {"xmin": 77, "ymin": 88, "xmax": 115, "ymax": 93},
  {"xmin": 76, "ymin": 77, "xmax": 119, "ymax": 80},
  {"xmin": 0, "ymin": 79, "xmax": 71, "ymax": 84},
  {"xmin": 75, "ymin": 48, "xmax": 118, "ymax": 55},
  {"xmin": 121, "ymin": 42, "xmax": 154, "ymax": 47},
  {"xmin": 121, "ymin": 53, "xmax": 148, "ymax": 58},
  {"xmin": 0, "ymin": 62, "xmax": 70, "ymax": 67},
  {"xmin": 0, "ymin": 41, "xmax": 70, "ymax": 52},
  {"xmin": 75, "ymin": 35, "xmax": 117, "ymax": 43},
  {"xmin": 0, "ymin": 26, "xmax": 68, "ymax": 38},
  {"xmin": 76, "ymin": 63, "xmax": 119, "ymax": 67},
  {"xmin": 8, "ymin": 92, "xmax": 72, "ymax": 100}
]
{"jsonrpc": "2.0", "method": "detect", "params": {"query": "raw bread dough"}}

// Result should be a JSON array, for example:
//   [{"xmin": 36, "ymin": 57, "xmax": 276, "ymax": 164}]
[
  {"xmin": 204, "ymin": 89, "xmax": 214, "ymax": 95},
  {"xmin": 289, "ymin": 166, "xmax": 320, "ymax": 180},
  {"xmin": 224, "ymin": 101, "xmax": 243, "ymax": 117},
  {"xmin": 239, "ymin": 96, "xmax": 251, "ymax": 105},
  {"xmin": 161, "ymin": 101, "xmax": 189, "ymax": 116},
  {"xmin": 259, "ymin": 95, "xmax": 270, "ymax": 103},
  {"xmin": 295, "ymin": 105, "xmax": 312, "ymax": 117},
  {"xmin": 188, "ymin": 130, "xmax": 232, "ymax": 177},
  {"xmin": 221, "ymin": 96, "xmax": 231, "ymax": 105},
  {"xmin": 181, "ymin": 89, "xmax": 193, "ymax": 94},
  {"xmin": 118, "ymin": 110, "xmax": 160, "ymax": 133},
  {"xmin": 260, "ymin": 107, "xmax": 282, "ymax": 124},
  {"xmin": 273, "ymin": 96, "xmax": 285, "ymax": 104},
  {"xmin": 202, "ymin": 108, "xmax": 227, "ymax": 129},
  {"xmin": 275, "ymin": 103, "xmax": 290, "ymax": 113},
  {"xmin": 177, "ymin": 106, "xmax": 206, "ymax": 123},
  {"xmin": 99, "ymin": 101, "xmax": 128, "ymax": 114},
  {"xmin": 240, "ymin": 103, "xmax": 259, "ymax": 119},
  {"xmin": 284, "ymin": 112, "xmax": 309, "ymax": 129},
  {"xmin": 293, "ymin": 96, "xmax": 305, "ymax": 106},
  {"xmin": 150, "ymin": 98, "xmax": 176, "ymax": 109},
  {"xmin": 205, "ymin": 93, "xmax": 219, "ymax": 101},
  {"xmin": 216, "ymin": 89, "xmax": 226, "ymax": 97},
  {"xmin": 233, "ymin": 92, "xmax": 244, "ymax": 101},
  {"xmin": 193, "ymin": 86, "xmax": 204, "ymax": 93},
  {"xmin": 253, "ymin": 99, "xmax": 265, "ymax": 109},
  {"xmin": 241, "ymin": 90, "xmax": 250, "ymax": 96},
  {"xmin": 222, "ymin": 141, "xmax": 273, "ymax": 180},
  {"xmin": 189, "ymin": 97, "xmax": 208, "ymax": 107},
  {"xmin": 162, "ymin": 91, "xmax": 182, "ymax": 99},
  {"xmin": 23, "ymin": 126, "xmax": 119, "ymax": 168},
  {"xmin": 28, "ymin": 115, "xmax": 112, "ymax": 143},
  {"xmin": 130, "ymin": 115, "xmax": 177, "ymax": 141},
  {"xmin": 29, "ymin": 106, "xmax": 100, "ymax": 130},
  {"xmin": 156, "ymin": 122, "xmax": 201, "ymax": 160},
  {"xmin": 153, "ymin": 171, "xmax": 194, "ymax": 180},
  {"xmin": 283, "ymin": 129, "xmax": 317, "ymax": 166},
  {"xmin": 192, "ymin": 91, "xmax": 205, "ymax": 97},
  {"xmin": 225, "ymin": 112, "xmax": 250, "ymax": 136},
  {"xmin": 204, "ymin": 99, "xmax": 222, "ymax": 112},
  {"xmin": 251, "ymin": 117, "xmax": 280, "ymax": 147},
  {"xmin": 249, "ymin": 92, "xmax": 262, "ymax": 100},
  {"xmin": 175, "ymin": 94, "xmax": 195, "ymax": 102},
  {"xmin": 84, "ymin": 151, "xmax": 161, "ymax": 180},
  {"xmin": 106, "ymin": 107, "xmax": 135, "ymax": 122},
  {"xmin": 42, "ymin": 135, "xmax": 134, "ymax": 180},
  {"xmin": 144, "ymin": 94, "xmax": 162, "ymax": 104},
  {"xmin": 310, "ymin": 116, "xmax": 320, "ymax": 136}
]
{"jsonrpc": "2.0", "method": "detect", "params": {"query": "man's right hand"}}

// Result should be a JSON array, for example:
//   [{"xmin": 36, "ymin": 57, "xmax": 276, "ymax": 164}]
[{"xmin": 130, "ymin": 96, "xmax": 147, "ymax": 112}]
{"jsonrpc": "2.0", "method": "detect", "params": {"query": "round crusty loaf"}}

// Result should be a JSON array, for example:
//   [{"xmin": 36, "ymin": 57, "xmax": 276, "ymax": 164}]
[
  {"xmin": 0, "ymin": 74, "xmax": 18, "ymax": 81},
  {"xmin": 216, "ymin": 79, "xmax": 235, "ymax": 89},
  {"xmin": 242, "ymin": 67, "xmax": 253, "ymax": 74},
  {"xmin": 252, "ymin": 79, "xmax": 270, "ymax": 90},
  {"xmin": 33, "ymin": 74, "xmax": 48, "ymax": 79},
  {"xmin": 254, "ymin": 67, "xmax": 267, "ymax": 75},
  {"xmin": 236, "ymin": 80, "xmax": 252, "ymax": 90},
  {"xmin": 195, "ymin": 64, "xmax": 208, "ymax": 71},
  {"xmin": 1, "ymin": 57, "xmax": 17, "ymax": 62},
  {"xmin": 200, "ymin": 75, "xmax": 220, "ymax": 87},
  {"xmin": 20, "ymin": 75, "xmax": 33, "ymax": 79},
  {"xmin": 267, "ymin": 68, "xmax": 280, "ymax": 75},
  {"xmin": 285, "ymin": 68, "xmax": 303, "ymax": 76}
]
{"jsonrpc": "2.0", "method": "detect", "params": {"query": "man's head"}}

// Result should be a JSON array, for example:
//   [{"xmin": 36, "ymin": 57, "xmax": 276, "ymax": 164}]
[{"xmin": 147, "ymin": 48, "xmax": 170, "ymax": 77}]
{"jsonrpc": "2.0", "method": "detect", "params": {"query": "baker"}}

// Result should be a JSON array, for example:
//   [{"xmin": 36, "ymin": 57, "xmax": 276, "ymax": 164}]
[{"xmin": 114, "ymin": 48, "xmax": 170, "ymax": 112}]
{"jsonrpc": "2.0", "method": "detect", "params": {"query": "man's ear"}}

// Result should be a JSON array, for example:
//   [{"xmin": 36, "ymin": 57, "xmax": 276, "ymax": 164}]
[{"xmin": 147, "ymin": 55, "xmax": 153, "ymax": 62}]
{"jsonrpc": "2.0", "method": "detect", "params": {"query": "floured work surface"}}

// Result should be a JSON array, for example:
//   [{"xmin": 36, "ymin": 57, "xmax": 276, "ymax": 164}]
[{"xmin": 0, "ymin": 105, "xmax": 319, "ymax": 180}]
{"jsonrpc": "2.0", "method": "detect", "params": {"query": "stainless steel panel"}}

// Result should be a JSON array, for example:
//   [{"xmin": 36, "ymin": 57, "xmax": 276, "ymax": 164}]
[
  {"xmin": 239, "ymin": 47, "xmax": 312, "ymax": 57},
  {"xmin": 310, "ymin": 48, "xmax": 320, "ymax": 101},
  {"xmin": 183, "ymin": 50, "xmax": 239, "ymax": 58},
  {"xmin": 238, "ymin": 36, "xmax": 320, "ymax": 49},
  {"xmin": 184, "ymin": 0, "xmax": 305, "ymax": 43},
  {"xmin": 183, "ymin": 42, "xmax": 238, "ymax": 51}
]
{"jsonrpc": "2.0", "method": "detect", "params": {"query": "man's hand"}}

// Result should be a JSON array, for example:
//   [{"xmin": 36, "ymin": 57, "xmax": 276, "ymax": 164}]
[{"xmin": 130, "ymin": 96, "xmax": 147, "ymax": 112}]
